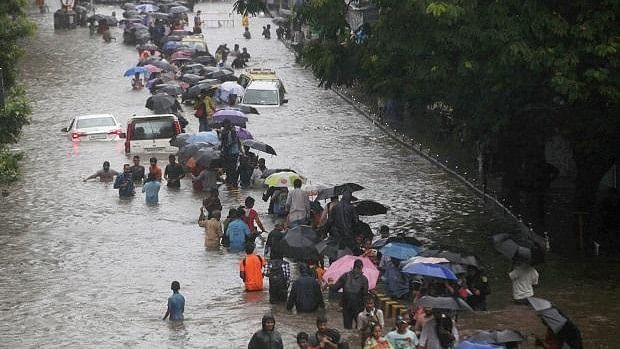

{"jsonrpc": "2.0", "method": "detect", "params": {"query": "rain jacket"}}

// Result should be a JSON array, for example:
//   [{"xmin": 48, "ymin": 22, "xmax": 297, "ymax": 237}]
[
  {"xmin": 247, "ymin": 315, "xmax": 283, "ymax": 349},
  {"xmin": 286, "ymin": 264, "xmax": 325, "ymax": 312},
  {"xmin": 328, "ymin": 191, "xmax": 358, "ymax": 240},
  {"xmin": 226, "ymin": 218, "xmax": 251, "ymax": 252}
]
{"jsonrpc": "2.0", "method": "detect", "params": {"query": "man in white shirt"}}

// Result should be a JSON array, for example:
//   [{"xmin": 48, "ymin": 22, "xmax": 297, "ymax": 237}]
[
  {"xmin": 509, "ymin": 262, "xmax": 539, "ymax": 303},
  {"xmin": 286, "ymin": 178, "xmax": 310, "ymax": 227},
  {"xmin": 357, "ymin": 297, "xmax": 384, "ymax": 346}
]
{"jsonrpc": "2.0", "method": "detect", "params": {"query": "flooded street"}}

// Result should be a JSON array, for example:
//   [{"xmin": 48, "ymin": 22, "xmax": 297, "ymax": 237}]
[{"xmin": 0, "ymin": 2, "xmax": 617, "ymax": 348}]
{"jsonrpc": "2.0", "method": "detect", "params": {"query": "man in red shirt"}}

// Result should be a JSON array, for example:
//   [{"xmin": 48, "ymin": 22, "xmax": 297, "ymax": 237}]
[{"xmin": 240, "ymin": 242, "xmax": 266, "ymax": 292}]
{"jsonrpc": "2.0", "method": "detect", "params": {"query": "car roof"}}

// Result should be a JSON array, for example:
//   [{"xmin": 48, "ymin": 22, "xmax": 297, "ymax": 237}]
[
  {"xmin": 181, "ymin": 35, "xmax": 205, "ymax": 43},
  {"xmin": 128, "ymin": 114, "xmax": 177, "ymax": 121},
  {"xmin": 242, "ymin": 68, "xmax": 279, "ymax": 81},
  {"xmin": 76, "ymin": 114, "xmax": 116, "ymax": 120},
  {"xmin": 246, "ymin": 80, "xmax": 279, "ymax": 91}
]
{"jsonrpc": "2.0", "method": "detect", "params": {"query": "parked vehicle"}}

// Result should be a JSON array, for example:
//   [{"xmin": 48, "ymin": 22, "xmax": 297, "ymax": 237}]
[
  {"xmin": 61, "ymin": 114, "xmax": 123, "ymax": 142},
  {"xmin": 240, "ymin": 80, "xmax": 287, "ymax": 107},
  {"xmin": 122, "ymin": 114, "xmax": 181, "ymax": 154}
]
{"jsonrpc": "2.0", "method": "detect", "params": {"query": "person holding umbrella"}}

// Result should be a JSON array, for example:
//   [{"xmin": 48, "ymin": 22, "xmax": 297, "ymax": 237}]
[
  {"xmin": 418, "ymin": 310, "xmax": 459, "ymax": 349},
  {"xmin": 220, "ymin": 119, "xmax": 243, "ymax": 189},
  {"xmin": 509, "ymin": 260, "xmax": 539, "ymax": 304},
  {"xmin": 330, "ymin": 259, "xmax": 369, "ymax": 329}
]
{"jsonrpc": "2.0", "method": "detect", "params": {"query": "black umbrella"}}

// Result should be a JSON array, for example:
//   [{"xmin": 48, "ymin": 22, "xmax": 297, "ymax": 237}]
[
  {"xmin": 352, "ymin": 200, "xmax": 388, "ymax": 216},
  {"xmin": 235, "ymin": 105, "xmax": 260, "ymax": 115},
  {"xmin": 280, "ymin": 225, "xmax": 320, "ymax": 260},
  {"xmin": 468, "ymin": 330, "xmax": 525, "ymax": 345},
  {"xmin": 193, "ymin": 148, "xmax": 221, "ymax": 168},
  {"xmin": 145, "ymin": 93, "xmax": 175, "ymax": 113},
  {"xmin": 206, "ymin": 70, "xmax": 235, "ymax": 81},
  {"xmin": 177, "ymin": 142, "xmax": 214, "ymax": 163},
  {"xmin": 180, "ymin": 73, "xmax": 202, "ymax": 84},
  {"xmin": 150, "ymin": 12, "xmax": 170, "ymax": 19},
  {"xmin": 137, "ymin": 43, "xmax": 158, "ymax": 51},
  {"xmin": 153, "ymin": 84, "xmax": 183, "ymax": 96},
  {"xmin": 315, "ymin": 238, "xmax": 339, "ymax": 260},
  {"xmin": 123, "ymin": 10, "xmax": 140, "ymax": 18},
  {"xmin": 492, "ymin": 233, "xmax": 532, "ymax": 262},
  {"xmin": 316, "ymin": 183, "xmax": 364, "ymax": 200},
  {"xmin": 527, "ymin": 297, "xmax": 583, "ymax": 348},
  {"xmin": 150, "ymin": 60, "xmax": 175, "ymax": 72},
  {"xmin": 168, "ymin": 5, "xmax": 189, "ymax": 14},
  {"xmin": 185, "ymin": 82, "xmax": 219, "ymax": 99},
  {"xmin": 242, "ymin": 140, "xmax": 276, "ymax": 155},
  {"xmin": 219, "ymin": 74, "xmax": 240, "ymax": 82},
  {"xmin": 419, "ymin": 249, "xmax": 480, "ymax": 268},
  {"xmin": 416, "ymin": 296, "xmax": 473, "ymax": 311},
  {"xmin": 193, "ymin": 55, "xmax": 217, "ymax": 66}
]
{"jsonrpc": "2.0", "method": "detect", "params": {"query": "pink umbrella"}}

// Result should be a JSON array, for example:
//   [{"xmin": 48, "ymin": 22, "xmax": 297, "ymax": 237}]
[
  {"xmin": 323, "ymin": 255, "xmax": 380, "ymax": 290},
  {"xmin": 235, "ymin": 126, "xmax": 253, "ymax": 140},
  {"xmin": 144, "ymin": 64, "xmax": 162, "ymax": 73}
]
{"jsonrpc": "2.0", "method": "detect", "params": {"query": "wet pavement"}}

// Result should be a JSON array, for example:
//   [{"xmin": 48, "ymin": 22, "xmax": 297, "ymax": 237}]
[{"xmin": 0, "ymin": 2, "xmax": 617, "ymax": 348}]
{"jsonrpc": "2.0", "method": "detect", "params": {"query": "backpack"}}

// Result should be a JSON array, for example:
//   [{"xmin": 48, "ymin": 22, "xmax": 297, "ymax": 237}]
[
  {"xmin": 273, "ymin": 191, "xmax": 288, "ymax": 216},
  {"xmin": 268, "ymin": 259, "xmax": 287, "ymax": 288},
  {"xmin": 343, "ymin": 271, "xmax": 364, "ymax": 294}
]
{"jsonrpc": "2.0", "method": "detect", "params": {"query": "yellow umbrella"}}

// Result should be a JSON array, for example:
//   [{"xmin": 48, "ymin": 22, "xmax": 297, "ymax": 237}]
[{"xmin": 264, "ymin": 171, "xmax": 305, "ymax": 188}]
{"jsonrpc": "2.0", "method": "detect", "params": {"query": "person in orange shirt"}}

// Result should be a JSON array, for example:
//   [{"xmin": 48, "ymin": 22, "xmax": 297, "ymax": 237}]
[
  {"xmin": 148, "ymin": 157, "xmax": 162, "ymax": 181},
  {"xmin": 240, "ymin": 242, "xmax": 266, "ymax": 292}
]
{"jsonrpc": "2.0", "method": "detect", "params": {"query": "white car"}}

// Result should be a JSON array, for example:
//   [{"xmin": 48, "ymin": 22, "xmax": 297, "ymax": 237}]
[
  {"xmin": 62, "ymin": 114, "xmax": 124, "ymax": 141},
  {"xmin": 240, "ymin": 80, "xmax": 288, "ymax": 108},
  {"xmin": 122, "ymin": 114, "xmax": 181, "ymax": 154}
]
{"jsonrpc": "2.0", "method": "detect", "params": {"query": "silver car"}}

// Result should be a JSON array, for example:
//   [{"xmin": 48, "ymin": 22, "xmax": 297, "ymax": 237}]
[{"xmin": 61, "ymin": 114, "xmax": 124, "ymax": 142}]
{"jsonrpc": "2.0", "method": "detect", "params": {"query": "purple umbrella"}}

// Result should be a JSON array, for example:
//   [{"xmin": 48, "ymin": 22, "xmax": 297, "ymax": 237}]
[
  {"xmin": 213, "ymin": 109, "xmax": 248, "ymax": 125},
  {"xmin": 235, "ymin": 126, "xmax": 253, "ymax": 140}
]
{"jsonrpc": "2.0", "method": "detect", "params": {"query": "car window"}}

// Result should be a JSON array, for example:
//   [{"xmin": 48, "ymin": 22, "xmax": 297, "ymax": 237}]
[
  {"xmin": 243, "ymin": 89, "xmax": 278, "ymax": 105},
  {"xmin": 76, "ymin": 117, "xmax": 116, "ymax": 129},
  {"xmin": 131, "ymin": 119, "xmax": 174, "ymax": 140}
]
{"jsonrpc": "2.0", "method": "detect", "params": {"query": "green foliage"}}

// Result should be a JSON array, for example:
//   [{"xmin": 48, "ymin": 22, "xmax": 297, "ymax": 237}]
[
  {"xmin": 232, "ymin": 0, "xmax": 268, "ymax": 16},
  {"xmin": 0, "ymin": 0, "xmax": 35, "ymax": 184}
]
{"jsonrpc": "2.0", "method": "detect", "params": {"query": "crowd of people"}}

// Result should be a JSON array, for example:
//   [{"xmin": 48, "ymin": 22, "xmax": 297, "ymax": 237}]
[{"xmin": 80, "ymin": 3, "xmax": 583, "ymax": 348}]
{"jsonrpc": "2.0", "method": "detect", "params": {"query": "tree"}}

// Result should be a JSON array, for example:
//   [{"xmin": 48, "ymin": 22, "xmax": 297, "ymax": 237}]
[
  {"xmin": 0, "ymin": 0, "xmax": 36, "ymax": 185},
  {"xmin": 232, "ymin": 0, "xmax": 268, "ymax": 16}
]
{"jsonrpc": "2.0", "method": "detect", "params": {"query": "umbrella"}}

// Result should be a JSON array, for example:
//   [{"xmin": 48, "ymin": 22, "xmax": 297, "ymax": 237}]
[
  {"xmin": 264, "ymin": 171, "xmax": 304, "ymax": 188},
  {"xmin": 235, "ymin": 105, "xmax": 260, "ymax": 115},
  {"xmin": 315, "ymin": 238, "xmax": 339, "ymax": 260},
  {"xmin": 371, "ymin": 238, "xmax": 389, "ymax": 249},
  {"xmin": 416, "ymin": 296, "xmax": 473, "ymax": 311},
  {"xmin": 468, "ymin": 330, "xmax": 525, "ymax": 345},
  {"xmin": 187, "ymin": 131, "xmax": 220, "ymax": 145},
  {"xmin": 213, "ymin": 109, "xmax": 248, "ymax": 126},
  {"xmin": 123, "ymin": 66, "xmax": 147, "ymax": 77},
  {"xmin": 153, "ymin": 84, "xmax": 183, "ymax": 96},
  {"xmin": 280, "ymin": 225, "xmax": 320, "ymax": 260},
  {"xmin": 143, "ymin": 64, "xmax": 162, "ymax": 73},
  {"xmin": 262, "ymin": 169, "xmax": 296, "ymax": 178},
  {"xmin": 381, "ymin": 242, "xmax": 421, "ymax": 260},
  {"xmin": 353, "ymin": 200, "xmax": 388, "ymax": 216},
  {"xmin": 122, "ymin": 3, "xmax": 138, "ymax": 10},
  {"xmin": 192, "ymin": 148, "xmax": 221, "ymax": 168},
  {"xmin": 186, "ymin": 81, "xmax": 220, "ymax": 99},
  {"xmin": 303, "ymin": 183, "xmax": 331, "ymax": 197},
  {"xmin": 419, "ymin": 249, "xmax": 480, "ymax": 268},
  {"xmin": 137, "ymin": 43, "xmax": 158, "ymax": 51},
  {"xmin": 169, "ymin": 5, "xmax": 190, "ymax": 14},
  {"xmin": 492, "ymin": 233, "xmax": 532, "ymax": 262},
  {"xmin": 193, "ymin": 55, "xmax": 217, "ymax": 66},
  {"xmin": 242, "ymin": 139, "xmax": 276, "ymax": 155},
  {"xmin": 180, "ymin": 74, "xmax": 202, "ymax": 84},
  {"xmin": 403, "ymin": 263, "xmax": 458, "ymax": 280},
  {"xmin": 216, "ymin": 81, "xmax": 245, "ymax": 101},
  {"xmin": 150, "ymin": 12, "xmax": 170, "ymax": 19},
  {"xmin": 235, "ymin": 126, "xmax": 253, "ymax": 141},
  {"xmin": 387, "ymin": 236, "xmax": 424, "ymax": 247},
  {"xmin": 177, "ymin": 142, "xmax": 214, "ymax": 163},
  {"xmin": 272, "ymin": 16, "xmax": 288, "ymax": 25},
  {"xmin": 402, "ymin": 257, "xmax": 450, "ymax": 268},
  {"xmin": 135, "ymin": 3, "xmax": 158, "ymax": 12},
  {"xmin": 169, "ymin": 133, "xmax": 191, "ymax": 148},
  {"xmin": 171, "ymin": 50, "xmax": 193, "ymax": 61},
  {"xmin": 163, "ymin": 41, "xmax": 184, "ymax": 52},
  {"xmin": 316, "ymin": 182, "xmax": 364, "ymax": 200},
  {"xmin": 455, "ymin": 342, "xmax": 504, "ymax": 349},
  {"xmin": 150, "ymin": 60, "xmax": 175, "ymax": 72},
  {"xmin": 145, "ymin": 93, "xmax": 175, "ymax": 113},
  {"xmin": 323, "ymin": 255, "xmax": 380, "ymax": 290}
]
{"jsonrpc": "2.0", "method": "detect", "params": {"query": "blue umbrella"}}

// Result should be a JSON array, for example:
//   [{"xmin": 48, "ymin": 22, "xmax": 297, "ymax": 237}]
[
  {"xmin": 402, "ymin": 263, "xmax": 458, "ymax": 280},
  {"xmin": 135, "ymin": 3, "xmax": 158, "ymax": 12},
  {"xmin": 381, "ymin": 242, "xmax": 421, "ymax": 260},
  {"xmin": 187, "ymin": 131, "xmax": 220, "ymax": 145},
  {"xmin": 163, "ymin": 41, "xmax": 183, "ymax": 51},
  {"xmin": 123, "ymin": 66, "xmax": 147, "ymax": 77},
  {"xmin": 455, "ymin": 341, "xmax": 505, "ymax": 349}
]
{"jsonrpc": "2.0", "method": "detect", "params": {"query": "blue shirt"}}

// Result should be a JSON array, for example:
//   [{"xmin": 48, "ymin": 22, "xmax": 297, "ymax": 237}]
[
  {"xmin": 113, "ymin": 172, "xmax": 135, "ymax": 198},
  {"xmin": 167, "ymin": 292, "xmax": 185, "ymax": 321},
  {"xmin": 226, "ymin": 218, "xmax": 250, "ymax": 252},
  {"xmin": 142, "ymin": 180, "xmax": 161, "ymax": 204}
]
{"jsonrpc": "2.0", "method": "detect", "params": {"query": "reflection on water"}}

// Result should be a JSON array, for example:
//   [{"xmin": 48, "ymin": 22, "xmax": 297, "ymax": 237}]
[{"xmin": 0, "ymin": 2, "xmax": 616, "ymax": 348}]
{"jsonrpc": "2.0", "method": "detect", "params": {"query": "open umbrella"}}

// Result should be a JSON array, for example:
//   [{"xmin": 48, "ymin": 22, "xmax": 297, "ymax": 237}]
[
  {"xmin": 122, "ymin": 3, "xmax": 138, "ymax": 10},
  {"xmin": 387, "ymin": 236, "xmax": 424, "ymax": 247},
  {"xmin": 416, "ymin": 296, "xmax": 473, "ymax": 311},
  {"xmin": 150, "ymin": 60, "xmax": 175, "ymax": 72},
  {"xmin": 493, "ymin": 233, "xmax": 532, "ymax": 262},
  {"xmin": 353, "ymin": 200, "xmax": 388, "ymax": 216},
  {"xmin": 216, "ymin": 81, "xmax": 245, "ymax": 101},
  {"xmin": 193, "ymin": 55, "xmax": 217, "ymax": 66},
  {"xmin": 242, "ymin": 139, "xmax": 276, "ymax": 155},
  {"xmin": 402, "ymin": 256, "xmax": 450, "ymax": 268},
  {"xmin": 213, "ymin": 109, "xmax": 248, "ymax": 126},
  {"xmin": 304, "ymin": 183, "xmax": 331, "ymax": 197},
  {"xmin": 527, "ymin": 297, "xmax": 553, "ymax": 311},
  {"xmin": 124, "ymin": 66, "xmax": 147, "ymax": 77},
  {"xmin": 316, "ymin": 183, "xmax": 364, "ymax": 200},
  {"xmin": 371, "ymin": 238, "xmax": 389, "ymax": 249},
  {"xmin": 323, "ymin": 255, "xmax": 380, "ymax": 290},
  {"xmin": 381, "ymin": 242, "xmax": 421, "ymax": 260},
  {"xmin": 170, "ymin": 133, "xmax": 191, "ymax": 148},
  {"xmin": 137, "ymin": 43, "xmax": 159, "ymax": 51},
  {"xmin": 145, "ymin": 93, "xmax": 175, "ymax": 113},
  {"xmin": 169, "ymin": 5, "xmax": 190, "ymax": 14},
  {"xmin": 455, "ymin": 342, "xmax": 504, "ymax": 349},
  {"xmin": 468, "ymin": 329, "xmax": 525, "ymax": 345},
  {"xmin": 315, "ymin": 238, "xmax": 339, "ymax": 260},
  {"xmin": 150, "ymin": 12, "xmax": 169, "ymax": 19},
  {"xmin": 187, "ymin": 131, "xmax": 220, "ymax": 145},
  {"xmin": 171, "ymin": 50, "xmax": 193, "ymax": 61},
  {"xmin": 186, "ymin": 81, "xmax": 220, "ymax": 99},
  {"xmin": 177, "ymin": 142, "xmax": 214, "ymax": 163},
  {"xmin": 420, "ymin": 249, "xmax": 480, "ymax": 268},
  {"xmin": 235, "ymin": 126, "xmax": 253, "ymax": 140},
  {"xmin": 180, "ymin": 73, "xmax": 202, "ymax": 84},
  {"xmin": 235, "ymin": 105, "xmax": 260, "ymax": 115},
  {"xmin": 143, "ymin": 64, "xmax": 162, "ymax": 73},
  {"xmin": 403, "ymin": 263, "xmax": 458, "ymax": 280},
  {"xmin": 264, "ymin": 171, "xmax": 304, "ymax": 188},
  {"xmin": 153, "ymin": 84, "xmax": 183, "ymax": 96},
  {"xmin": 280, "ymin": 225, "xmax": 320, "ymax": 260},
  {"xmin": 135, "ymin": 3, "xmax": 158, "ymax": 12},
  {"xmin": 192, "ymin": 148, "xmax": 221, "ymax": 168}
]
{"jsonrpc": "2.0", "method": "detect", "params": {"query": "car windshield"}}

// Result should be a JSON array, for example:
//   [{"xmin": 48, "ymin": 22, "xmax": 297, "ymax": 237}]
[
  {"xmin": 243, "ymin": 89, "xmax": 278, "ymax": 105},
  {"xmin": 131, "ymin": 119, "xmax": 174, "ymax": 140},
  {"xmin": 76, "ymin": 117, "xmax": 116, "ymax": 129}
]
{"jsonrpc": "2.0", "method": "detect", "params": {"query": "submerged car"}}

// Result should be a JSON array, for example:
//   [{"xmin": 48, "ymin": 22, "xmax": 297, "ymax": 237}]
[
  {"xmin": 122, "ymin": 114, "xmax": 182, "ymax": 154},
  {"xmin": 240, "ymin": 80, "xmax": 287, "ymax": 108},
  {"xmin": 61, "ymin": 114, "xmax": 123, "ymax": 141}
]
